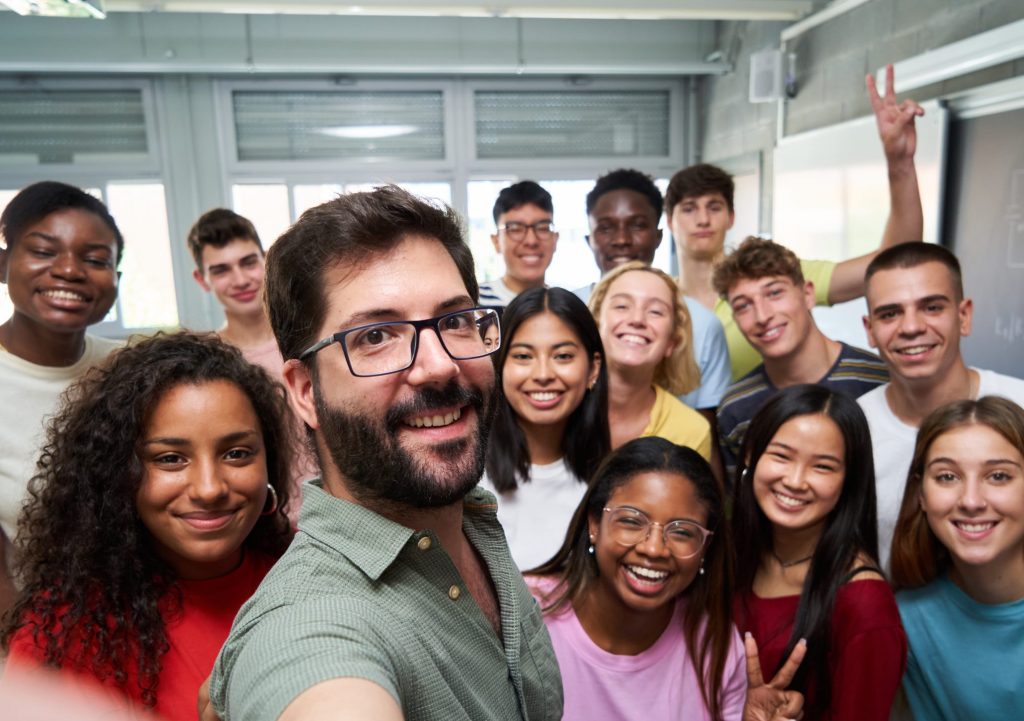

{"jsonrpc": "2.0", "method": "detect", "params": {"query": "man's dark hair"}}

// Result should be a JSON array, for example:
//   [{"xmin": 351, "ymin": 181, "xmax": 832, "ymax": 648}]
[
  {"xmin": 0, "ymin": 181, "xmax": 124, "ymax": 264},
  {"xmin": 585, "ymin": 168, "xmax": 662, "ymax": 219},
  {"xmin": 265, "ymin": 185, "xmax": 478, "ymax": 363},
  {"xmin": 664, "ymin": 163, "xmax": 735, "ymax": 216},
  {"xmin": 492, "ymin": 181, "xmax": 553, "ymax": 224},
  {"xmin": 865, "ymin": 242, "xmax": 962, "ymax": 300},
  {"xmin": 187, "ymin": 208, "xmax": 263, "ymax": 271}
]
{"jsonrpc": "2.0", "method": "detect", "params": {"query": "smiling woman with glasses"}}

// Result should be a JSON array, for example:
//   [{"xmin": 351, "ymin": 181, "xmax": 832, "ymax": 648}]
[{"xmin": 527, "ymin": 436, "xmax": 806, "ymax": 721}]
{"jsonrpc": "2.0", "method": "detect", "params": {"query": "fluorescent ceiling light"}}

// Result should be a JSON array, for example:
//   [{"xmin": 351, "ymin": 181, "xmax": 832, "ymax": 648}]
[
  {"xmin": 99, "ymin": 0, "xmax": 812, "ymax": 21},
  {"xmin": 881, "ymin": 19, "xmax": 1024, "ymax": 93},
  {"xmin": 1, "ymin": 0, "xmax": 105, "ymax": 17},
  {"xmin": 320, "ymin": 125, "xmax": 418, "ymax": 139}
]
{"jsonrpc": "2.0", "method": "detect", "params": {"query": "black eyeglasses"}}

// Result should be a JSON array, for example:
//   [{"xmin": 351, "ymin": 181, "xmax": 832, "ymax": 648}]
[
  {"xmin": 298, "ymin": 307, "xmax": 501, "ymax": 377},
  {"xmin": 497, "ymin": 221, "xmax": 557, "ymax": 243}
]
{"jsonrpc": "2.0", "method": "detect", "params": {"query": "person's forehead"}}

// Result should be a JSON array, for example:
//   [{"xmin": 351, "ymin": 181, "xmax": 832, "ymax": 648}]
[
  {"xmin": 202, "ymin": 237, "xmax": 263, "ymax": 265},
  {"xmin": 499, "ymin": 203, "xmax": 552, "ymax": 223},
  {"xmin": 867, "ymin": 261, "xmax": 956, "ymax": 304},
  {"xmin": 609, "ymin": 270, "xmax": 672, "ymax": 301},
  {"xmin": 24, "ymin": 207, "xmax": 116, "ymax": 244},
  {"xmin": 729, "ymin": 274, "xmax": 794, "ymax": 295},
  {"xmin": 678, "ymin": 191, "xmax": 729, "ymax": 207},
  {"xmin": 591, "ymin": 189, "xmax": 658, "ymax": 220},
  {"xmin": 319, "ymin": 235, "xmax": 470, "ymax": 324}
]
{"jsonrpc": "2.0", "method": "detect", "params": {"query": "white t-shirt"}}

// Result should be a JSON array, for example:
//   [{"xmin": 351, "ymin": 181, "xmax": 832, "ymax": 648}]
[
  {"xmin": 858, "ymin": 368, "xmax": 1024, "ymax": 568},
  {"xmin": 479, "ymin": 458, "xmax": 586, "ymax": 570},
  {"xmin": 0, "ymin": 335, "xmax": 122, "ymax": 543}
]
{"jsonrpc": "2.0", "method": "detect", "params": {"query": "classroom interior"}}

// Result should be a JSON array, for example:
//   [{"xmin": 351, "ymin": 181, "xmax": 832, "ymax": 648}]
[{"xmin": 1, "ymin": 0, "xmax": 1022, "ymax": 376}]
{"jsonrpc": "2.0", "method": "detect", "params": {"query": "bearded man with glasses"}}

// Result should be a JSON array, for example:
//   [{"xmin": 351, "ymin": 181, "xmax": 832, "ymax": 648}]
[{"xmin": 205, "ymin": 186, "xmax": 563, "ymax": 721}]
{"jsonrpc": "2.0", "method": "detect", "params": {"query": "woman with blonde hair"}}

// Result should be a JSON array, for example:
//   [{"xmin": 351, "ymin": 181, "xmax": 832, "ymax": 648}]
[
  {"xmin": 589, "ymin": 261, "xmax": 711, "ymax": 459},
  {"xmin": 891, "ymin": 395, "xmax": 1024, "ymax": 721}
]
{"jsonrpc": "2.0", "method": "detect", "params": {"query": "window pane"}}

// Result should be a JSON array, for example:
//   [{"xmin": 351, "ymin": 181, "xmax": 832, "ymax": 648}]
[
  {"xmin": 232, "ymin": 184, "xmax": 291, "ymax": 247},
  {"xmin": 233, "ymin": 90, "xmax": 445, "ymax": 162},
  {"xmin": 0, "ymin": 89, "xmax": 148, "ymax": 165},
  {"xmin": 0, "ymin": 189, "xmax": 17, "ymax": 321},
  {"xmin": 467, "ymin": 179, "xmax": 514, "ymax": 284},
  {"xmin": 294, "ymin": 184, "xmax": 343, "ymax": 218},
  {"xmin": 475, "ymin": 91, "xmax": 670, "ymax": 160},
  {"xmin": 105, "ymin": 183, "xmax": 178, "ymax": 329}
]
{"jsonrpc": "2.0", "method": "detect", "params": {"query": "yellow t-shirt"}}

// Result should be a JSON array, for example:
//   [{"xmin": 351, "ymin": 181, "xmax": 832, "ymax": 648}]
[
  {"xmin": 715, "ymin": 258, "xmax": 836, "ymax": 380},
  {"xmin": 641, "ymin": 385, "xmax": 712, "ymax": 460}
]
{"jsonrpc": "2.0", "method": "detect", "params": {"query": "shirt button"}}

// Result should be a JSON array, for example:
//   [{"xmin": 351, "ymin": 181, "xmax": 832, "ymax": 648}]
[
  {"xmin": 417, "ymin": 536, "xmax": 432, "ymax": 551},
  {"xmin": 448, "ymin": 585, "xmax": 461, "ymax": 600}
]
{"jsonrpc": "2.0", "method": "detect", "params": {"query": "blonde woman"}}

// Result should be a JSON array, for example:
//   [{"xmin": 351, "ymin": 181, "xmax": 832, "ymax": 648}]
[{"xmin": 589, "ymin": 261, "xmax": 711, "ymax": 459}]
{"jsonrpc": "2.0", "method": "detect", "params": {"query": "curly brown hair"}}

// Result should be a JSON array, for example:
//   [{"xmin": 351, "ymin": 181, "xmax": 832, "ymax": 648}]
[
  {"xmin": 711, "ymin": 235, "xmax": 804, "ymax": 299},
  {"xmin": 0, "ymin": 332, "xmax": 293, "ymax": 707}
]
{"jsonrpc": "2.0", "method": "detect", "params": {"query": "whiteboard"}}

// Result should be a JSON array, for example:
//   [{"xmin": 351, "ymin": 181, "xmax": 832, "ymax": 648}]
[{"xmin": 771, "ymin": 102, "xmax": 948, "ymax": 349}]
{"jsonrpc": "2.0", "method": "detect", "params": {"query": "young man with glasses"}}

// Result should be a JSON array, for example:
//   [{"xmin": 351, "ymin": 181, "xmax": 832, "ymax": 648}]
[
  {"xmin": 479, "ymin": 181, "xmax": 558, "ymax": 308},
  {"xmin": 206, "ymin": 186, "xmax": 563, "ymax": 721}
]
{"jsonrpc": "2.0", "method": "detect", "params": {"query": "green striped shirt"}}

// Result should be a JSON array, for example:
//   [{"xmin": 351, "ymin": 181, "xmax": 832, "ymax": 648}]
[{"xmin": 210, "ymin": 480, "xmax": 563, "ymax": 721}]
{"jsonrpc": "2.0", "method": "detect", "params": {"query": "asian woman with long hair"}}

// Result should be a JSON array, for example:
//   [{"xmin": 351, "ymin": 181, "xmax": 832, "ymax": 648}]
[
  {"xmin": 2, "ymin": 332, "xmax": 293, "ymax": 721},
  {"xmin": 732, "ymin": 384, "xmax": 906, "ymax": 721},
  {"xmin": 890, "ymin": 396, "xmax": 1024, "ymax": 721},
  {"xmin": 481, "ymin": 287, "xmax": 611, "ymax": 569}
]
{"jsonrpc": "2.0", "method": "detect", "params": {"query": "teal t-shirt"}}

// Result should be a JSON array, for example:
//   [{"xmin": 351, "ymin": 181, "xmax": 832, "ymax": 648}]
[{"xmin": 897, "ymin": 574, "xmax": 1024, "ymax": 721}]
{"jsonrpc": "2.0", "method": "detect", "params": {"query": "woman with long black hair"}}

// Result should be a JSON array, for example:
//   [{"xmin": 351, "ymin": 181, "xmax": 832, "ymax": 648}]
[
  {"xmin": 732, "ymin": 384, "xmax": 906, "ymax": 720},
  {"xmin": 481, "ymin": 286, "xmax": 610, "ymax": 569}
]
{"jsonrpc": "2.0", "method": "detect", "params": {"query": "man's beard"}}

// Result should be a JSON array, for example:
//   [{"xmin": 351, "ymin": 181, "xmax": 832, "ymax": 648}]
[{"xmin": 313, "ymin": 377, "xmax": 494, "ymax": 509}]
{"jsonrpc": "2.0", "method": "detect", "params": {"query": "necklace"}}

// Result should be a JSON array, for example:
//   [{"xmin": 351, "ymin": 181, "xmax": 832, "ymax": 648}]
[{"xmin": 772, "ymin": 550, "xmax": 813, "ymax": 568}]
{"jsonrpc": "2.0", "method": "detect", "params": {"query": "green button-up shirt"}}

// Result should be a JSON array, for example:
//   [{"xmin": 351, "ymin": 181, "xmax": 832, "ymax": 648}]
[{"xmin": 210, "ymin": 480, "xmax": 563, "ymax": 721}]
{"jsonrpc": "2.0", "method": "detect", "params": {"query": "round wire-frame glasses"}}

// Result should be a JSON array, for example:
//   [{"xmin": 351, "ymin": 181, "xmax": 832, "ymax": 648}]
[{"xmin": 602, "ymin": 506, "xmax": 713, "ymax": 559}]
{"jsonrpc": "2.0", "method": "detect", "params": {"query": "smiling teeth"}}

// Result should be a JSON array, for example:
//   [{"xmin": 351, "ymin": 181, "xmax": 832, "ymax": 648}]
[
  {"xmin": 955, "ymin": 521, "xmax": 995, "ymax": 533},
  {"xmin": 898, "ymin": 345, "xmax": 931, "ymax": 356},
  {"xmin": 43, "ymin": 289, "xmax": 86, "ymax": 301},
  {"xmin": 408, "ymin": 408, "xmax": 461, "ymax": 428},
  {"xmin": 627, "ymin": 565, "xmax": 668, "ymax": 580},
  {"xmin": 621, "ymin": 334, "xmax": 648, "ymax": 345},
  {"xmin": 773, "ymin": 491, "xmax": 807, "ymax": 507},
  {"xmin": 761, "ymin": 327, "xmax": 783, "ymax": 340},
  {"xmin": 529, "ymin": 392, "xmax": 558, "ymax": 401}
]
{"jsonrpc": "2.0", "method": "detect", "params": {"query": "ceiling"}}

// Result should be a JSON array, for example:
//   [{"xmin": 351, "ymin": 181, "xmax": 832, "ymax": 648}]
[{"xmin": 4, "ymin": 0, "xmax": 816, "ymax": 21}]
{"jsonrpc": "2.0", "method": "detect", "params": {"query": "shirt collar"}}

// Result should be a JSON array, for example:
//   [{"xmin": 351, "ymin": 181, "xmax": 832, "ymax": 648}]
[{"xmin": 297, "ymin": 479, "xmax": 501, "ymax": 582}]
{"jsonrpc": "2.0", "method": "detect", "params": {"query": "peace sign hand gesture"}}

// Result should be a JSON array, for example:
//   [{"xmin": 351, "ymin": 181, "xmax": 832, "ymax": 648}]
[
  {"xmin": 742, "ymin": 632, "xmax": 807, "ymax": 721},
  {"xmin": 867, "ymin": 63, "xmax": 925, "ymax": 163}
]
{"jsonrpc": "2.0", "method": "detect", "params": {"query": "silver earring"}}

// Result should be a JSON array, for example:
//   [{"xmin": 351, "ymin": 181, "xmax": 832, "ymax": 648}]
[
  {"xmin": 261, "ymin": 484, "xmax": 279, "ymax": 516},
  {"xmin": 699, "ymin": 559, "xmax": 705, "ymax": 576},
  {"xmin": 588, "ymin": 537, "xmax": 595, "ymax": 555}
]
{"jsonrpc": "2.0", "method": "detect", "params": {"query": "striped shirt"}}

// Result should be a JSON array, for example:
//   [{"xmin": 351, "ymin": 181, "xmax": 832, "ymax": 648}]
[
  {"xmin": 210, "ymin": 480, "xmax": 563, "ymax": 721},
  {"xmin": 717, "ymin": 343, "xmax": 889, "ymax": 481}
]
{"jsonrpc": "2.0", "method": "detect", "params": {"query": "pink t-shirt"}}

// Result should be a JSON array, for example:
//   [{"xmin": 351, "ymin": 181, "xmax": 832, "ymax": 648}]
[{"xmin": 529, "ymin": 577, "xmax": 747, "ymax": 721}]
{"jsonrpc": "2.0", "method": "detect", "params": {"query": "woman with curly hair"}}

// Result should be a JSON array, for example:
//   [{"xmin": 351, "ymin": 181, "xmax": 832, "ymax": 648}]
[
  {"xmin": 588, "ymin": 261, "xmax": 712, "ymax": 459},
  {"xmin": 1, "ymin": 332, "xmax": 293, "ymax": 721}
]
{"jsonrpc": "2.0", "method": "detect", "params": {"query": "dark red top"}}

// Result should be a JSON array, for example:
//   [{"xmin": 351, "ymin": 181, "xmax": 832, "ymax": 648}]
[
  {"xmin": 734, "ymin": 579, "xmax": 907, "ymax": 721},
  {"xmin": 6, "ymin": 551, "xmax": 276, "ymax": 721}
]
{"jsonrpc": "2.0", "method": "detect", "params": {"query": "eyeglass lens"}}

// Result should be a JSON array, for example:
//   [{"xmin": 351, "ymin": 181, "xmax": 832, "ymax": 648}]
[
  {"xmin": 605, "ymin": 507, "xmax": 707, "ymax": 558},
  {"xmin": 344, "ymin": 309, "xmax": 499, "ymax": 376},
  {"xmin": 502, "ymin": 221, "xmax": 555, "ymax": 242}
]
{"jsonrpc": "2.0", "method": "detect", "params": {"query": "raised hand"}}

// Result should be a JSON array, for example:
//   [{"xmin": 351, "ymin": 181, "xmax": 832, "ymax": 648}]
[
  {"xmin": 742, "ymin": 632, "xmax": 807, "ymax": 721},
  {"xmin": 866, "ymin": 63, "xmax": 924, "ymax": 163}
]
